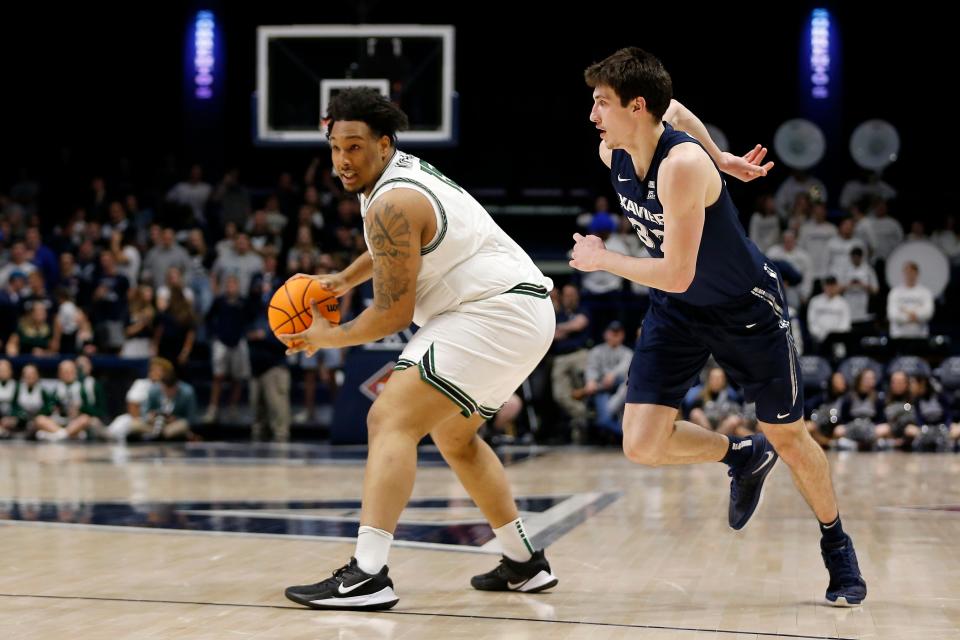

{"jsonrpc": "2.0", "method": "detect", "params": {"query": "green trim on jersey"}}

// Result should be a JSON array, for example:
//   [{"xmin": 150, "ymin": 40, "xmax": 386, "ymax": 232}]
[{"xmin": 368, "ymin": 177, "xmax": 448, "ymax": 255}]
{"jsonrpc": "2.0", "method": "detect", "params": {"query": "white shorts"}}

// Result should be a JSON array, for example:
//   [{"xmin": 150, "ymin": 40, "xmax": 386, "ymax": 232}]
[
  {"xmin": 394, "ymin": 285, "xmax": 555, "ymax": 419},
  {"xmin": 212, "ymin": 340, "xmax": 251, "ymax": 378}
]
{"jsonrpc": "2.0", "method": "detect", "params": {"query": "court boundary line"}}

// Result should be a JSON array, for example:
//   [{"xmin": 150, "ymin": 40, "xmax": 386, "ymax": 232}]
[{"xmin": 0, "ymin": 592, "xmax": 857, "ymax": 639}]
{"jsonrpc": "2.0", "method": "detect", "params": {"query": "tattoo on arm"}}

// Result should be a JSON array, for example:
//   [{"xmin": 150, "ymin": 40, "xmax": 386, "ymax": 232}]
[{"xmin": 367, "ymin": 202, "xmax": 412, "ymax": 311}]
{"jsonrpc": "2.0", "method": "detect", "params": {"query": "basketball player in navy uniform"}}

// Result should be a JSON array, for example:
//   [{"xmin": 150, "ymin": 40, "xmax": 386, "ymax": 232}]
[{"xmin": 571, "ymin": 48, "xmax": 866, "ymax": 606}]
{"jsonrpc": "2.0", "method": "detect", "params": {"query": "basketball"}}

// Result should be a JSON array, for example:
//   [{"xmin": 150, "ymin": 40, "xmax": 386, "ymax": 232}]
[{"xmin": 268, "ymin": 277, "xmax": 341, "ymax": 343}]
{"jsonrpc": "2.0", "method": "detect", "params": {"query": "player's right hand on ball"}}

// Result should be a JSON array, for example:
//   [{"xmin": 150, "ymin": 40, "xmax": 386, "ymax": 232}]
[{"xmin": 289, "ymin": 273, "xmax": 350, "ymax": 297}]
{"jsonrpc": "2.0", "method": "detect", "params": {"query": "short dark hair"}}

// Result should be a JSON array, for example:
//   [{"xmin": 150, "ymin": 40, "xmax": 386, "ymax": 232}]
[
  {"xmin": 584, "ymin": 47, "xmax": 673, "ymax": 120},
  {"xmin": 326, "ymin": 88, "xmax": 410, "ymax": 145}
]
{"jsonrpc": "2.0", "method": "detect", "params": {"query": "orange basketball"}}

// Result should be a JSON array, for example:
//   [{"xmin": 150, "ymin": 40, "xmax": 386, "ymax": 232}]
[{"xmin": 268, "ymin": 277, "xmax": 341, "ymax": 343}]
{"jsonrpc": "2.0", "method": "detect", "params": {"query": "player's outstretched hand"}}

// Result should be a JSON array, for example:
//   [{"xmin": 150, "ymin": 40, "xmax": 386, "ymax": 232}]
[
  {"xmin": 721, "ymin": 144, "xmax": 774, "ymax": 182},
  {"xmin": 569, "ymin": 233, "xmax": 607, "ymax": 272}
]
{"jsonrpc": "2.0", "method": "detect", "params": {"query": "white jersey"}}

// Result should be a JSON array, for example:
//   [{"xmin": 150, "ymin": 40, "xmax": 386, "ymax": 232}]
[{"xmin": 359, "ymin": 151, "xmax": 552, "ymax": 326}]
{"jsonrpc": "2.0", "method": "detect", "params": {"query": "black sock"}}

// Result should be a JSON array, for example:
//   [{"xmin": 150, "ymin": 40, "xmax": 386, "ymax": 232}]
[
  {"xmin": 819, "ymin": 515, "xmax": 845, "ymax": 545},
  {"xmin": 721, "ymin": 435, "xmax": 754, "ymax": 467}
]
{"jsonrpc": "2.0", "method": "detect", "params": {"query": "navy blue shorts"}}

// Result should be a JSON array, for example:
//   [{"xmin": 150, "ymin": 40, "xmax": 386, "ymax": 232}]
[{"xmin": 626, "ymin": 267, "xmax": 803, "ymax": 424}]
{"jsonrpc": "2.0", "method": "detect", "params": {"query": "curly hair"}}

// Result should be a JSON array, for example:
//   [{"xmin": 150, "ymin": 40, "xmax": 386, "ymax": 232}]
[{"xmin": 325, "ymin": 88, "xmax": 409, "ymax": 144}]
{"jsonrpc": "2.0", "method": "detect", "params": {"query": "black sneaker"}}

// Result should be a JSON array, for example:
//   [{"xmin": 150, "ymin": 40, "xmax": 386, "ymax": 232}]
[
  {"xmin": 284, "ymin": 557, "xmax": 399, "ymax": 611},
  {"xmin": 822, "ymin": 534, "xmax": 867, "ymax": 606},
  {"xmin": 471, "ymin": 549, "xmax": 558, "ymax": 593},
  {"xmin": 728, "ymin": 433, "xmax": 779, "ymax": 530}
]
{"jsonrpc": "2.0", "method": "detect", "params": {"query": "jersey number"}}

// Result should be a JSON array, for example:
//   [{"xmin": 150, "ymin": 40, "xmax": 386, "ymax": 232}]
[
  {"xmin": 626, "ymin": 216, "xmax": 665, "ymax": 249},
  {"xmin": 419, "ymin": 160, "xmax": 463, "ymax": 193}
]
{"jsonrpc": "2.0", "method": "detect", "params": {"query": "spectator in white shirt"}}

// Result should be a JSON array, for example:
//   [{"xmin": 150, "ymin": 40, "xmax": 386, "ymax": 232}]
[
  {"xmin": 749, "ymin": 194, "xmax": 781, "ymax": 253},
  {"xmin": 826, "ymin": 217, "xmax": 867, "ymax": 276},
  {"xmin": 766, "ymin": 230, "xmax": 813, "ymax": 306},
  {"xmin": 849, "ymin": 203, "xmax": 874, "ymax": 252},
  {"xmin": 865, "ymin": 198, "xmax": 903, "ymax": 262},
  {"xmin": 887, "ymin": 262, "xmax": 935, "ymax": 339},
  {"xmin": 807, "ymin": 276, "xmax": 852, "ymax": 348},
  {"xmin": 834, "ymin": 247, "xmax": 879, "ymax": 324},
  {"xmin": 799, "ymin": 203, "xmax": 838, "ymax": 281}
]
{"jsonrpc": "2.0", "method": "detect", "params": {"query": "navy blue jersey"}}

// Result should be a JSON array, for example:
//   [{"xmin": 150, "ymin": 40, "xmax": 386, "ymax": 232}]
[{"xmin": 610, "ymin": 123, "xmax": 767, "ymax": 306}]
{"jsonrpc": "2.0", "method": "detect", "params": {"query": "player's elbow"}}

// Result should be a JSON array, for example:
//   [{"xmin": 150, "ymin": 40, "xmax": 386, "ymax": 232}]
[
  {"xmin": 664, "ymin": 268, "xmax": 695, "ymax": 294},
  {"xmin": 386, "ymin": 306, "xmax": 415, "ymax": 333}
]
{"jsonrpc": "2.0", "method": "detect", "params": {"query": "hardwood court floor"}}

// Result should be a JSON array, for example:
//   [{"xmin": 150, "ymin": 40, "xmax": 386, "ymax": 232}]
[{"xmin": 1, "ymin": 441, "xmax": 959, "ymax": 639}]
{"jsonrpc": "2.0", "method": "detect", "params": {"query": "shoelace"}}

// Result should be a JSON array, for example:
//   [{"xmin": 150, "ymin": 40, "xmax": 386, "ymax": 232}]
[
  {"xmin": 490, "ymin": 557, "xmax": 528, "ymax": 581},
  {"xmin": 727, "ymin": 466, "xmax": 740, "ymax": 501},
  {"xmin": 332, "ymin": 563, "xmax": 352, "ymax": 579},
  {"xmin": 313, "ymin": 562, "xmax": 355, "ymax": 586}
]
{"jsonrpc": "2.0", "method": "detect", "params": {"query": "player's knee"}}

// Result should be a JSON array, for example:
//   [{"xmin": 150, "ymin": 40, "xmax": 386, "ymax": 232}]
[
  {"xmin": 622, "ymin": 429, "xmax": 663, "ymax": 466},
  {"xmin": 621, "ymin": 410, "xmax": 673, "ymax": 466},
  {"xmin": 366, "ymin": 402, "xmax": 396, "ymax": 441},
  {"xmin": 434, "ymin": 431, "xmax": 477, "ymax": 460},
  {"xmin": 764, "ymin": 422, "xmax": 806, "ymax": 460},
  {"xmin": 367, "ymin": 400, "xmax": 426, "ymax": 442}
]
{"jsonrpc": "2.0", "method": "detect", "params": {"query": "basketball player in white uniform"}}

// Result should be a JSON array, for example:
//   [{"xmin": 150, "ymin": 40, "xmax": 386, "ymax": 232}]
[{"xmin": 280, "ymin": 88, "xmax": 558, "ymax": 610}]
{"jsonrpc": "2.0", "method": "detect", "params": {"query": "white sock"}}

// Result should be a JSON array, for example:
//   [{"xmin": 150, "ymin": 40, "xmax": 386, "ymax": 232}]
[
  {"xmin": 355, "ymin": 525, "xmax": 393, "ymax": 574},
  {"xmin": 493, "ymin": 517, "xmax": 534, "ymax": 562}
]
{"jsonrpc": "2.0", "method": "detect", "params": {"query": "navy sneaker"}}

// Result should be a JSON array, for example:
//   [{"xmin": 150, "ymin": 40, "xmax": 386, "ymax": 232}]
[
  {"xmin": 285, "ymin": 557, "xmax": 399, "ymax": 611},
  {"xmin": 728, "ymin": 433, "xmax": 779, "ymax": 530},
  {"xmin": 822, "ymin": 534, "xmax": 867, "ymax": 606}
]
